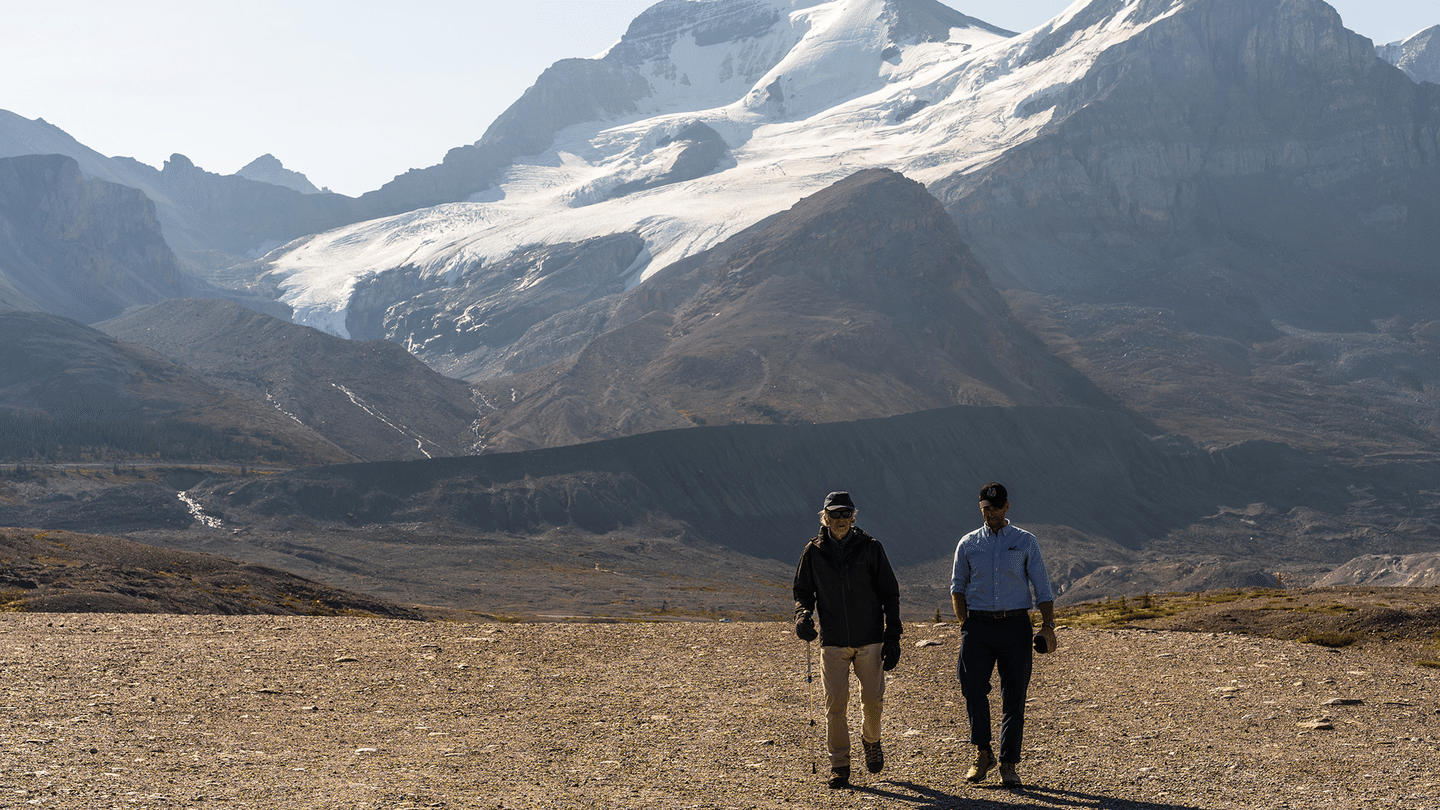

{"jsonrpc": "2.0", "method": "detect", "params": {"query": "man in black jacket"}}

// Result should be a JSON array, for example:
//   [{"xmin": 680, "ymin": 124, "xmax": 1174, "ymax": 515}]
[{"xmin": 793, "ymin": 491, "xmax": 903, "ymax": 789}]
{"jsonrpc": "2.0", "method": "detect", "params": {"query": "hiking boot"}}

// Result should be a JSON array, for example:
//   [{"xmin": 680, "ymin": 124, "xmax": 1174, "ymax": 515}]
[
  {"xmin": 828, "ymin": 766, "xmax": 851, "ymax": 789},
  {"xmin": 862, "ymin": 739, "xmax": 884, "ymax": 774},
  {"xmin": 1000, "ymin": 762, "xmax": 1021, "ymax": 787},
  {"xmin": 965, "ymin": 748, "xmax": 994, "ymax": 783}
]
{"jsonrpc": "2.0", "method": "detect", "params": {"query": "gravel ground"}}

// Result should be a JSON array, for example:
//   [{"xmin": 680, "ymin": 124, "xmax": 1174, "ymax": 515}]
[{"xmin": 1, "ymin": 615, "xmax": 1437, "ymax": 809}]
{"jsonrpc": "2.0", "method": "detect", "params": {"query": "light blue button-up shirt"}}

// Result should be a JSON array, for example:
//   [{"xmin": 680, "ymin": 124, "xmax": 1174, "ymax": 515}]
[{"xmin": 950, "ymin": 521, "xmax": 1054, "ymax": 610}]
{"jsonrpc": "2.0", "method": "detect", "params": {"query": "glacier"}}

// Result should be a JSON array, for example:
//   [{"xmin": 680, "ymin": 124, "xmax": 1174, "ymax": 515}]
[{"xmin": 261, "ymin": 0, "xmax": 1178, "ymax": 339}]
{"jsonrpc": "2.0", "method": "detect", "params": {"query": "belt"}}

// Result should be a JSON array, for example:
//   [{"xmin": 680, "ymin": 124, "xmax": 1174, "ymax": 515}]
[{"xmin": 968, "ymin": 609, "xmax": 1029, "ymax": 619}]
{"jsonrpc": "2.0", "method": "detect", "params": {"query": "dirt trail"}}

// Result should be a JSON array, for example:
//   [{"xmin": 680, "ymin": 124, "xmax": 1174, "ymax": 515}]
[{"xmin": 1, "ymin": 615, "xmax": 1436, "ymax": 809}]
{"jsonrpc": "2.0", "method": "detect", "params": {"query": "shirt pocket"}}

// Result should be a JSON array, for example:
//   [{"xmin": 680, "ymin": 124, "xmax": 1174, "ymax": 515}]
[{"xmin": 1001, "ymin": 546, "xmax": 1029, "ymax": 576}]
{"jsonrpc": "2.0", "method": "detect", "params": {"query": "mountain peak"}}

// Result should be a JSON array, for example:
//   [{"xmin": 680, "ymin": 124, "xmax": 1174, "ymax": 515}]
[
  {"xmin": 1378, "ymin": 23, "xmax": 1440, "ymax": 84},
  {"xmin": 235, "ymin": 153, "xmax": 322, "ymax": 194}
]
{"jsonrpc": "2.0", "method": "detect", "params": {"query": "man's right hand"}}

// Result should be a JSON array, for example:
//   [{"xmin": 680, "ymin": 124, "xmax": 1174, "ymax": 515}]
[{"xmin": 795, "ymin": 615, "xmax": 818, "ymax": 641}]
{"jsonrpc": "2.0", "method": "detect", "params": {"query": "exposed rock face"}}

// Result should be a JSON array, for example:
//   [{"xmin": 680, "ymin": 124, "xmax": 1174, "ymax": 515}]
[
  {"xmin": 0, "ymin": 154, "xmax": 186, "ymax": 323},
  {"xmin": 465, "ymin": 168, "xmax": 1118, "ymax": 451},
  {"xmin": 918, "ymin": 0, "xmax": 1440, "ymax": 455},
  {"xmin": 883, "ymin": 0, "xmax": 1013, "ymax": 43},
  {"xmin": 1314, "ymin": 553, "xmax": 1440, "ymax": 587},
  {"xmin": 935, "ymin": 0, "xmax": 1440, "ymax": 311},
  {"xmin": 152, "ymin": 153, "xmax": 369, "ymax": 260},
  {"xmin": 1377, "ymin": 24, "xmax": 1440, "ymax": 85},
  {"xmin": 608, "ymin": 122, "xmax": 730, "ymax": 199},
  {"xmin": 357, "ymin": 234, "xmax": 649, "ymax": 381},
  {"xmin": 233, "ymin": 153, "xmax": 322, "ymax": 194},
  {"xmin": 98, "ymin": 298, "xmax": 483, "ymax": 461},
  {"xmin": 606, "ymin": 0, "xmax": 786, "ymax": 66},
  {"xmin": 1061, "ymin": 560, "xmax": 1283, "ymax": 604}
]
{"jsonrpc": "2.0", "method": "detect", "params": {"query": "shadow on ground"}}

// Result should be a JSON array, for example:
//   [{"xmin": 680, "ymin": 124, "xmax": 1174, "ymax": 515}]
[{"xmin": 849, "ymin": 780, "xmax": 1204, "ymax": 809}]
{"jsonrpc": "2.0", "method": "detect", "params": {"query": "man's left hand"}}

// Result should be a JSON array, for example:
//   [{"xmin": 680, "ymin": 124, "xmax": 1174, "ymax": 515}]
[
  {"xmin": 1035, "ymin": 626, "xmax": 1058, "ymax": 654},
  {"xmin": 881, "ymin": 639, "xmax": 900, "ymax": 670}
]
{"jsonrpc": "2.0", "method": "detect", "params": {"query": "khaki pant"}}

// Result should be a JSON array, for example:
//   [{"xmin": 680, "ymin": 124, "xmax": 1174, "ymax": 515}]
[{"xmin": 820, "ymin": 642, "xmax": 885, "ymax": 769}]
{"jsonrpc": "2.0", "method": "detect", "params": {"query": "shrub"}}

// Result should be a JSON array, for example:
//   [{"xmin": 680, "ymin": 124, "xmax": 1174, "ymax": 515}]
[{"xmin": 1299, "ymin": 631, "xmax": 1359, "ymax": 648}]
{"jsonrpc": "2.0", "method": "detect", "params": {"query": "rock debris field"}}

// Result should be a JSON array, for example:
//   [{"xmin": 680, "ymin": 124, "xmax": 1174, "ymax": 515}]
[{"xmin": 1, "ymin": 615, "xmax": 1437, "ymax": 809}]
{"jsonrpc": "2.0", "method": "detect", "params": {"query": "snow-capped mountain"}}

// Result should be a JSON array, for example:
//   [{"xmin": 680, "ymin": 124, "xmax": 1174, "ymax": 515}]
[
  {"xmin": 264, "ymin": 0, "xmax": 1440, "ymax": 349},
  {"xmin": 254, "ymin": 0, "xmax": 1440, "ymax": 461},
  {"xmin": 1377, "ymin": 24, "xmax": 1440, "ymax": 85},
  {"xmin": 263, "ymin": 0, "xmax": 1026, "ymax": 337}
]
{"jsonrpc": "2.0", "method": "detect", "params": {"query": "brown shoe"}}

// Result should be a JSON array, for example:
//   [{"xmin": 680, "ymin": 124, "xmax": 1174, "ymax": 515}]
[
  {"xmin": 827, "ymin": 767, "xmax": 850, "ymax": 789},
  {"xmin": 1000, "ymin": 762, "xmax": 1021, "ymax": 787},
  {"xmin": 965, "ymin": 748, "xmax": 994, "ymax": 783},
  {"xmin": 862, "ymin": 739, "xmax": 884, "ymax": 773}
]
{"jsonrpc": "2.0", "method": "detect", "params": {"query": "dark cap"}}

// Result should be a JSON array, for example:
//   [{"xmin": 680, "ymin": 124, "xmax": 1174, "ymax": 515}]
[
  {"xmin": 978, "ymin": 482, "xmax": 1008, "ymax": 508},
  {"xmin": 823, "ymin": 491, "xmax": 856, "ymax": 511}
]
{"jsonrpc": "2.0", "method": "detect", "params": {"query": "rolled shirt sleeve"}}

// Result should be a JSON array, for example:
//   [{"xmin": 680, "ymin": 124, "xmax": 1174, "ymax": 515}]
[
  {"xmin": 1023, "ymin": 532, "xmax": 1054, "ymax": 605},
  {"xmin": 950, "ymin": 535, "xmax": 971, "ymax": 596}
]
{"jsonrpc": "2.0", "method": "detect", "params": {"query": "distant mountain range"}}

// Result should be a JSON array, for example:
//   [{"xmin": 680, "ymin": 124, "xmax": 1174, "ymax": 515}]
[
  {"xmin": 2, "ymin": 0, "xmax": 1440, "ymax": 607},
  {"xmin": 245, "ymin": 0, "xmax": 1440, "ymax": 458}
]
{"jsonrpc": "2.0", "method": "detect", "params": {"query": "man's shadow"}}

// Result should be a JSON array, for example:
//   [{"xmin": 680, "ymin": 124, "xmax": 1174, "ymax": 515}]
[{"xmin": 844, "ymin": 779, "xmax": 1206, "ymax": 810}]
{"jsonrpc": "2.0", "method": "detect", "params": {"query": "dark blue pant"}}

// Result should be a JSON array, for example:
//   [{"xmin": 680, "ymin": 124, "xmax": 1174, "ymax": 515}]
[{"xmin": 957, "ymin": 613, "xmax": 1033, "ymax": 764}]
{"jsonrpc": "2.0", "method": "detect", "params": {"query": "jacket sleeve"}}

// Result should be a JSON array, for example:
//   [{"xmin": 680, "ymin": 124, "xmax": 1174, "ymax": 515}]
[
  {"xmin": 874, "ymin": 543, "xmax": 902, "ymax": 639},
  {"xmin": 793, "ymin": 542, "xmax": 817, "ymax": 620}
]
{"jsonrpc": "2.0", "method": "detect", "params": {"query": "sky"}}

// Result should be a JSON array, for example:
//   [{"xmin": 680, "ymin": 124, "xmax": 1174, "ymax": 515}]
[{"xmin": 4, "ymin": 0, "xmax": 1437, "ymax": 197}]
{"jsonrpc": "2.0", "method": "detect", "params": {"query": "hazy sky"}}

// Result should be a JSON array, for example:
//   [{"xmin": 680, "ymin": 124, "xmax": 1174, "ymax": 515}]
[{"xmin": 5, "ymin": 0, "xmax": 1435, "ymax": 196}]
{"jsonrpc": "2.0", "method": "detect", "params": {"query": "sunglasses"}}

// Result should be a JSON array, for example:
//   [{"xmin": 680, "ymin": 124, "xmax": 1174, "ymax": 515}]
[{"xmin": 827, "ymin": 509, "xmax": 855, "ymax": 519}]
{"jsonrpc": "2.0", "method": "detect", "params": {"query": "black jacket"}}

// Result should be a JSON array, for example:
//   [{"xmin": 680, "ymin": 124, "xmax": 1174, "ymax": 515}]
[{"xmin": 793, "ymin": 527, "xmax": 902, "ymax": 648}]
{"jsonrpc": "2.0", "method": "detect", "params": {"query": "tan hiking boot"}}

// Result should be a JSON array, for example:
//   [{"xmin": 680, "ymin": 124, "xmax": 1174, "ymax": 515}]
[
  {"xmin": 965, "ymin": 748, "xmax": 994, "ymax": 783},
  {"xmin": 1000, "ymin": 762, "xmax": 1021, "ymax": 787},
  {"xmin": 862, "ymin": 739, "xmax": 884, "ymax": 773}
]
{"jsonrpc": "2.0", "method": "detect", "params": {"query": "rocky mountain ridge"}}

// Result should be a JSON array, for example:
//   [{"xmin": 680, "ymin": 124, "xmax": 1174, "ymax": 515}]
[
  {"xmin": 234, "ymin": 154, "xmax": 322, "ymax": 194},
  {"xmin": 0, "ymin": 111, "xmax": 372, "ymax": 276},
  {"xmin": 98, "ymin": 298, "xmax": 484, "ymax": 462},
  {"xmin": 464, "ymin": 168, "xmax": 1122, "ymax": 451},
  {"xmin": 0, "ymin": 310, "xmax": 354, "ymax": 465},
  {"xmin": 0, "ymin": 154, "xmax": 187, "ymax": 323}
]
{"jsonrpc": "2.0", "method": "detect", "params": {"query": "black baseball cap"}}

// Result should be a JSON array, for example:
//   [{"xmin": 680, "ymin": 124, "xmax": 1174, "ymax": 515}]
[
  {"xmin": 824, "ymin": 491, "xmax": 856, "ymax": 511},
  {"xmin": 978, "ymin": 482, "xmax": 1008, "ymax": 508}
]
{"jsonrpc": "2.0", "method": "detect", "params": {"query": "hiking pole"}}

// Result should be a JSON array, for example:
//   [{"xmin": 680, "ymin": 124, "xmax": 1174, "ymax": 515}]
[{"xmin": 806, "ymin": 639, "xmax": 817, "ymax": 774}]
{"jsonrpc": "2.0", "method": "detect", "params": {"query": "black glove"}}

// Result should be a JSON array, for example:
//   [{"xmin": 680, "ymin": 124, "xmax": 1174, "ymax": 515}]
[
  {"xmin": 882, "ymin": 638, "xmax": 900, "ymax": 671},
  {"xmin": 795, "ymin": 614, "xmax": 818, "ymax": 642}
]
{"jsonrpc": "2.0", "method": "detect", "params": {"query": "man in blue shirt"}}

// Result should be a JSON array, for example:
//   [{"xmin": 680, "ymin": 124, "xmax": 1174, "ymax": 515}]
[{"xmin": 950, "ymin": 482, "xmax": 1056, "ymax": 788}]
